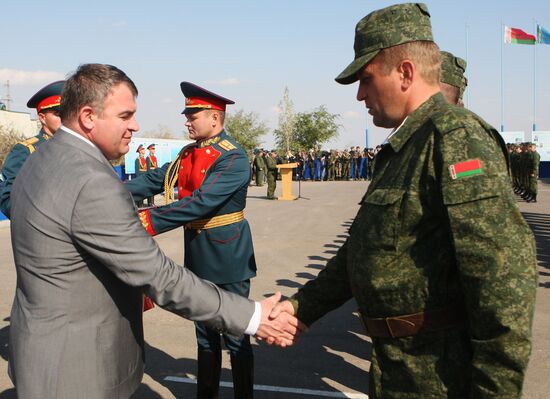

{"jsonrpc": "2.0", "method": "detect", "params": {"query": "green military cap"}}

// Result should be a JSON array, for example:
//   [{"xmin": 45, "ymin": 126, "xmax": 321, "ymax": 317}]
[
  {"xmin": 440, "ymin": 51, "xmax": 468, "ymax": 98},
  {"xmin": 335, "ymin": 3, "xmax": 433, "ymax": 85}
]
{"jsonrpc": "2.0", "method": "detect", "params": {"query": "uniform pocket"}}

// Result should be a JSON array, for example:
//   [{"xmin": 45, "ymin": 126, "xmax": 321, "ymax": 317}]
[
  {"xmin": 206, "ymin": 223, "xmax": 241, "ymax": 244},
  {"xmin": 351, "ymin": 188, "xmax": 406, "ymax": 253}
]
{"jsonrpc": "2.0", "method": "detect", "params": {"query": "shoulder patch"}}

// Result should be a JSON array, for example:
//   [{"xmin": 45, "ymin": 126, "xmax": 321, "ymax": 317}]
[
  {"xmin": 20, "ymin": 137, "xmax": 40, "ymax": 154},
  {"xmin": 449, "ymin": 159, "xmax": 483, "ymax": 180},
  {"xmin": 218, "ymin": 139, "xmax": 236, "ymax": 151}
]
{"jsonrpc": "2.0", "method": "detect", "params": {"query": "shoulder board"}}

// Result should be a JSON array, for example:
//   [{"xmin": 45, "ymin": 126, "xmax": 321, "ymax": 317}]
[
  {"xmin": 19, "ymin": 137, "xmax": 40, "ymax": 153},
  {"xmin": 218, "ymin": 139, "xmax": 236, "ymax": 151}
]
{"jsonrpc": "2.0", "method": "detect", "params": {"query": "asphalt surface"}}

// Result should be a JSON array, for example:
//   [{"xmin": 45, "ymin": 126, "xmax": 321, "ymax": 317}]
[{"xmin": 0, "ymin": 179, "xmax": 549, "ymax": 398}]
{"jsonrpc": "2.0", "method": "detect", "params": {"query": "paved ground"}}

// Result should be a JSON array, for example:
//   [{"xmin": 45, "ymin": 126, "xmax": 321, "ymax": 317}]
[{"xmin": 0, "ymin": 179, "xmax": 549, "ymax": 398}]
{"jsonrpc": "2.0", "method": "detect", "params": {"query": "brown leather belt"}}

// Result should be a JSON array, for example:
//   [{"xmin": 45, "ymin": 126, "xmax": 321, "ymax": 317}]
[
  {"xmin": 359, "ymin": 304, "xmax": 465, "ymax": 339},
  {"xmin": 185, "ymin": 211, "xmax": 244, "ymax": 230}
]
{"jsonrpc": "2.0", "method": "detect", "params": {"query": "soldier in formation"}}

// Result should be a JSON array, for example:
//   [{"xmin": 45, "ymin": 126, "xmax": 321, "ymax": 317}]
[{"xmin": 511, "ymin": 142, "xmax": 540, "ymax": 203}]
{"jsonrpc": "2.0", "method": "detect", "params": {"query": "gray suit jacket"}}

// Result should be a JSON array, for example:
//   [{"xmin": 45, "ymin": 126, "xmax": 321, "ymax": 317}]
[{"xmin": 8, "ymin": 129, "xmax": 255, "ymax": 399}]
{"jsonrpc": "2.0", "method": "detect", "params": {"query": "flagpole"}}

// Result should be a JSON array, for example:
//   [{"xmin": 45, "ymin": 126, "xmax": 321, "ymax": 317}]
[
  {"xmin": 465, "ymin": 23, "xmax": 470, "ymax": 108},
  {"xmin": 533, "ymin": 19, "xmax": 537, "ymax": 133},
  {"xmin": 501, "ymin": 23, "xmax": 504, "ymax": 132}
]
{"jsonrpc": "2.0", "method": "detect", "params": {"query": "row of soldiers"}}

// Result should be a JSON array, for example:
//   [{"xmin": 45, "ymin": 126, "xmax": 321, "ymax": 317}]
[
  {"xmin": 251, "ymin": 146, "xmax": 383, "ymax": 184},
  {"xmin": 509, "ymin": 142, "xmax": 540, "ymax": 203},
  {"xmin": 296, "ymin": 147, "xmax": 377, "ymax": 181}
]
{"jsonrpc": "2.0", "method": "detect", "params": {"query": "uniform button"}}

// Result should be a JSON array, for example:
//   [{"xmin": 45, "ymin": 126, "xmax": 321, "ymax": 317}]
[
  {"xmin": 201, "ymin": 169, "xmax": 206, "ymax": 174},
  {"xmin": 184, "ymin": 151, "xmax": 188, "ymax": 156},
  {"xmin": 180, "ymin": 165, "xmax": 184, "ymax": 169},
  {"xmin": 206, "ymin": 149, "xmax": 211, "ymax": 154}
]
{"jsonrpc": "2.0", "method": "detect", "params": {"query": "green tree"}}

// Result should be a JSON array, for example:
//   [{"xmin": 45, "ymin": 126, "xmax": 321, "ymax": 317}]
[
  {"xmin": 293, "ymin": 105, "xmax": 340, "ymax": 150},
  {"xmin": 225, "ymin": 109, "xmax": 268, "ymax": 153},
  {"xmin": 0, "ymin": 125, "xmax": 25, "ymax": 168},
  {"xmin": 273, "ymin": 87, "xmax": 296, "ymax": 153}
]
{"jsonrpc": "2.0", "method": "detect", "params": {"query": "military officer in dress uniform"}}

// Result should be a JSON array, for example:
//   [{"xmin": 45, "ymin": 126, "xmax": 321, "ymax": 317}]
[
  {"xmin": 125, "ymin": 82, "xmax": 257, "ymax": 399},
  {"xmin": 0, "ymin": 80, "xmax": 64, "ymax": 218},
  {"xmin": 134, "ymin": 144, "xmax": 147, "ymax": 207},
  {"xmin": 145, "ymin": 143, "xmax": 158, "ymax": 206},
  {"xmin": 440, "ymin": 50, "xmax": 468, "ymax": 106},
  {"xmin": 270, "ymin": 3, "xmax": 537, "ymax": 398}
]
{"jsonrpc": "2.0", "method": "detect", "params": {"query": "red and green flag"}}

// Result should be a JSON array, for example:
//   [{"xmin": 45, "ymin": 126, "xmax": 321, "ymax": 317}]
[
  {"xmin": 449, "ymin": 159, "xmax": 483, "ymax": 180},
  {"xmin": 504, "ymin": 26, "xmax": 536, "ymax": 45}
]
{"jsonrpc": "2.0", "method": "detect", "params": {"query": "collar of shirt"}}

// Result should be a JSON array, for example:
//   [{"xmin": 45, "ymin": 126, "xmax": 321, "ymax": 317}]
[
  {"xmin": 382, "ymin": 117, "xmax": 409, "ymax": 145},
  {"xmin": 386, "ymin": 92, "xmax": 446, "ymax": 153},
  {"xmin": 61, "ymin": 125, "xmax": 96, "ymax": 148}
]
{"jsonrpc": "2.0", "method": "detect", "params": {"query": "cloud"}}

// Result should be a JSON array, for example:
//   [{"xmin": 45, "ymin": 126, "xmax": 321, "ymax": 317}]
[
  {"xmin": 161, "ymin": 97, "xmax": 173, "ymax": 104},
  {"xmin": 206, "ymin": 78, "xmax": 240, "ymax": 86},
  {"xmin": 343, "ymin": 110, "xmax": 361, "ymax": 119},
  {"xmin": 0, "ymin": 69, "xmax": 65, "ymax": 86}
]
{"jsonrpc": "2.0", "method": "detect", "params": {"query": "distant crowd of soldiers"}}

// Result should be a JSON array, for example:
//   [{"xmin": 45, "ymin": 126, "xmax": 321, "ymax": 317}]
[
  {"xmin": 251, "ymin": 145, "xmax": 384, "ymax": 185},
  {"xmin": 509, "ymin": 142, "xmax": 540, "ymax": 203}
]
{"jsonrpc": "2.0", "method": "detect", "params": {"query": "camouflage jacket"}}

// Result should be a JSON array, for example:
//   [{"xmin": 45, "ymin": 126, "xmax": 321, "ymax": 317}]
[{"xmin": 290, "ymin": 93, "xmax": 537, "ymax": 398}]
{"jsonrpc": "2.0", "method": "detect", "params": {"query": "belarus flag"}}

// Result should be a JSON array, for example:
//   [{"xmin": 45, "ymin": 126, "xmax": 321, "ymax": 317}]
[{"xmin": 504, "ymin": 26, "xmax": 536, "ymax": 45}]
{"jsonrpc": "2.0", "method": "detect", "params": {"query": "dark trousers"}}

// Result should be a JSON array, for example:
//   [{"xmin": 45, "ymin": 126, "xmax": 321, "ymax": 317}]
[{"xmin": 195, "ymin": 280, "xmax": 253, "ymax": 399}]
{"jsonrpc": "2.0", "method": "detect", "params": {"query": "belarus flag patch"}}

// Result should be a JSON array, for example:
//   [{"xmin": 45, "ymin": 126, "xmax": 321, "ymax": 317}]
[{"xmin": 449, "ymin": 159, "xmax": 483, "ymax": 180}]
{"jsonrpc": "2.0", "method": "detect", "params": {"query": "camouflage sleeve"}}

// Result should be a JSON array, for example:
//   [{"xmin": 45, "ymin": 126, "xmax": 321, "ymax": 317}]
[
  {"xmin": 438, "ymin": 125, "xmax": 537, "ymax": 397},
  {"xmin": 0, "ymin": 144, "xmax": 30, "ymax": 218},
  {"xmin": 289, "ymin": 239, "xmax": 353, "ymax": 326}
]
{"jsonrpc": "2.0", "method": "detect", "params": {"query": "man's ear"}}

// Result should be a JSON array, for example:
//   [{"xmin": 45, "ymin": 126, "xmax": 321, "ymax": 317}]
[
  {"xmin": 79, "ymin": 106, "xmax": 95, "ymax": 131},
  {"xmin": 37, "ymin": 112, "xmax": 47, "ymax": 126},
  {"xmin": 398, "ymin": 59, "xmax": 415, "ymax": 90},
  {"xmin": 211, "ymin": 111, "xmax": 219, "ymax": 127}
]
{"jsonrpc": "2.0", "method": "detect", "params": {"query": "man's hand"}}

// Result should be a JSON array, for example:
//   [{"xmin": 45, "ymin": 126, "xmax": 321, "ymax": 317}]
[{"xmin": 256, "ymin": 292, "xmax": 307, "ymax": 348}]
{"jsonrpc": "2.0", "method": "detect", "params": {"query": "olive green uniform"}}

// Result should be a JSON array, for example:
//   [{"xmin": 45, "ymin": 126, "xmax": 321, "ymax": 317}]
[
  {"xmin": 528, "ymin": 149, "xmax": 540, "ymax": 198},
  {"xmin": 253, "ymin": 154, "xmax": 265, "ymax": 186},
  {"xmin": 290, "ymin": 93, "xmax": 537, "ymax": 398},
  {"xmin": 265, "ymin": 154, "xmax": 277, "ymax": 199}
]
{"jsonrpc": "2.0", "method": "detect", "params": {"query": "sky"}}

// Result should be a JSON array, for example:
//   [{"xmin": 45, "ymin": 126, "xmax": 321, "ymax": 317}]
[{"xmin": 1, "ymin": 0, "xmax": 550, "ymax": 149}]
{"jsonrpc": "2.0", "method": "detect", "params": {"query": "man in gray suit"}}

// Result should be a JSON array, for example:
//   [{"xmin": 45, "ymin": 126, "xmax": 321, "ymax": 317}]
[{"xmin": 8, "ymin": 64, "xmax": 301, "ymax": 399}]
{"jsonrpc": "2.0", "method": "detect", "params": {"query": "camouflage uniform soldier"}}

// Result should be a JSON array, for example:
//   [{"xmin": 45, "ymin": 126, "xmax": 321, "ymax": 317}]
[
  {"xmin": 519, "ymin": 143, "xmax": 531, "ymax": 199},
  {"xmin": 327, "ymin": 150, "xmax": 336, "ymax": 181},
  {"xmin": 341, "ymin": 149, "xmax": 350, "ymax": 180},
  {"xmin": 335, "ymin": 150, "xmax": 343, "ymax": 179},
  {"xmin": 526, "ymin": 143, "xmax": 540, "ymax": 202},
  {"xmin": 265, "ymin": 150, "xmax": 278, "ymax": 199},
  {"xmin": 253, "ymin": 150, "xmax": 265, "ymax": 186},
  {"xmin": 440, "ymin": 50, "xmax": 467, "ymax": 106},
  {"xmin": 271, "ymin": 3, "xmax": 537, "ymax": 398}
]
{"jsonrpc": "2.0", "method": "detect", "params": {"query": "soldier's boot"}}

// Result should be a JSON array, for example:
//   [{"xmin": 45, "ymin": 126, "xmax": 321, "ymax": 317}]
[
  {"xmin": 197, "ymin": 350, "xmax": 222, "ymax": 399},
  {"xmin": 230, "ymin": 354, "xmax": 254, "ymax": 399},
  {"xmin": 532, "ymin": 194, "xmax": 537, "ymax": 203}
]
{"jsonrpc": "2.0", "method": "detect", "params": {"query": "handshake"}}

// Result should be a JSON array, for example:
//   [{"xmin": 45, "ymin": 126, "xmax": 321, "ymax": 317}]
[{"xmin": 255, "ymin": 292, "xmax": 308, "ymax": 347}]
